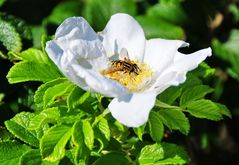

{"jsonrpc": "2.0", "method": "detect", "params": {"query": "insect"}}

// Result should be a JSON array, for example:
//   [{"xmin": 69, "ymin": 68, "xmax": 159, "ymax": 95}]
[{"xmin": 105, "ymin": 48, "xmax": 141, "ymax": 75}]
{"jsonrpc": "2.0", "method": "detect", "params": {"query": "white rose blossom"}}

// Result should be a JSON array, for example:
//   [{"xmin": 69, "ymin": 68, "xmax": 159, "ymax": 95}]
[{"xmin": 46, "ymin": 13, "xmax": 212, "ymax": 127}]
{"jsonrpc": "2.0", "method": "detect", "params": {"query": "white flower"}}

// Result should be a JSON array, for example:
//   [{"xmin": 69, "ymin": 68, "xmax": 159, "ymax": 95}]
[{"xmin": 46, "ymin": 13, "xmax": 212, "ymax": 127}]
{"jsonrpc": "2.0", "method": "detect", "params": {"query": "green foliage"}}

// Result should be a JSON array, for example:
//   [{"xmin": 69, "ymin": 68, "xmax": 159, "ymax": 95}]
[
  {"xmin": 158, "ymin": 108, "xmax": 190, "ymax": 135},
  {"xmin": 40, "ymin": 125, "xmax": 72, "ymax": 161},
  {"xmin": 0, "ymin": 0, "xmax": 5, "ymax": 6},
  {"xmin": 229, "ymin": 3, "xmax": 239, "ymax": 22},
  {"xmin": 149, "ymin": 111, "xmax": 164, "ymax": 142},
  {"xmin": 0, "ymin": 20, "xmax": 22, "ymax": 54},
  {"xmin": 82, "ymin": 0, "xmax": 136, "ymax": 30},
  {"xmin": 5, "ymin": 112, "xmax": 41, "ymax": 147},
  {"xmin": 138, "ymin": 143, "xmax": 189, "ymax": 164},
  {"xmin": 45, "ymin": 0, "xmax": 82, "ymax": 25},
  {"xmin": 147, "ymin": 1, "xmax": 187, "ymax": 25},
  {"xmin": 0, "ymin": 13, "xmax": 32, "ymax": 58},
  {"xmin": 180, "ymin": 85, "xmax": 214, "ymax": 106},
  {"xmin": 184, "ymin": 100, "xmax": 223, "ymax": 121},
  {"xmin": 7, "ymin": 48, "xmax": 62, "ymax": 83},
  {"xmin": 0, "ymin": 0, "xmax": 234, "ymax": 165},
  {"xmin": 0, "ymin": 141, "xmax": 31, "ymax": 165},
  {"xmin": 212, "ymin": 29, "xmax": 239, "ymax": 80},
  {"xmin": 92, "ymin": 153, "xmax": 131, "ymax": 165},
  {"xmin": 136, "ymin": 16, "xmax": 185, "ymax": 39}
]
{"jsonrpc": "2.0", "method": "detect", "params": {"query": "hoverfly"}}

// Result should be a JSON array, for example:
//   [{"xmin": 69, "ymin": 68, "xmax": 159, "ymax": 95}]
[{"xmin": 105, "ymin": 48, "xmax": 141, "ymax": 76}]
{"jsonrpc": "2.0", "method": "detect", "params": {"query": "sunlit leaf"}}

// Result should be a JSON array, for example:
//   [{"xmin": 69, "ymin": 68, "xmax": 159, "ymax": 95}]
[
  {"xmin": 40, "ymin": 124, "xmax": 72, "ymax": 161},
  {"xmin": 5, "ymin": 112, "xmax": 40, "ymax": 147},
  {"xmin": 82, "ymin": 120, "xmax": 94, "ymax": 150},
  {"xmin": 158, "ymin": 109, "xmax": 190, "ymax": 135},
  {"xmin": 158, "ymin": 87, "xmax": 182, "ymax": 104},
  {"xmin": 138, "ymin": 143, "xmax": 164, "ymax": 164},
  {"xmin": 149, "ymin": 111, "xmax": 164, "ymax": 142},
  {"xmin": 138, "ymin": 143, "xmax": 189, "ymax": 165},
  {"xmin": 20, "ymin": 149, "xmax": 59, "ymax": 165},
  {"xmin": 0, "ymin": 141, "xmax": 31, "ymax": 165},
  {"xmin": 185, "ymin": 99, "xmax": 223, "ymax": 121},
  {"xmin": 180, "ymin": 85, "xmax": 214, "ymax": 106},
  {"xmin": 28, "ymin": 107, "xmax": 60, "ymax": 130},
  {"xmin": 92, "ymin": 153, "xmax": 131, "ymax": 165}
]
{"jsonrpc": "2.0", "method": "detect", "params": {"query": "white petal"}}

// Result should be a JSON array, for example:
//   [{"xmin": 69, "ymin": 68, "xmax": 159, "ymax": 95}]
[
  {"xmin": 144, "ymin": 39, "xmax": 189, "ymax": 73},
  {"xmin": 46, "ymin": 41, "xmax": 128, "ymax": 97},
  {"xmin": 108, "ymin": 91, "xmax": 156, "ymax": 127},
  {"xmin": 55, "ymin": 17, "xmax": 97, "ymax": 41},
  {"xmin": 171, "ymin": 47, "xmax": 212, "ymax": 71},
  {"xmin": 151, "ymin": 47, "xmax": 212, "ymax": 94},
  {"xmin": 72, "ymin": 64, "xmax": 129, "ymax": 97},
  {"xmin": 46, "ymin": 41, "xmax": 89, "ymax": 90},
  {"xmin": 100, "ymin": 13, "xmax": 146, "ymax": 62},
  {"xmin": 151, "ymin": 71, "xmax": 185, "ymax": 94}
]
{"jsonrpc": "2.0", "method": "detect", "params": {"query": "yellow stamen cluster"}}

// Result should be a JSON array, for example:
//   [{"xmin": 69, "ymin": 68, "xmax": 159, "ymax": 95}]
[{"xmin": 101, "ymin": 61, "xmax": 153, "ymax": 92}]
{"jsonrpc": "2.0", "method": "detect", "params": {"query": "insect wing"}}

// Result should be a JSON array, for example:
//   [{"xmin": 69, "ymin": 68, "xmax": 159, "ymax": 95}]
[{"xmin": 119, "ymin": 48, "xmax": 129, "ymax": 60}]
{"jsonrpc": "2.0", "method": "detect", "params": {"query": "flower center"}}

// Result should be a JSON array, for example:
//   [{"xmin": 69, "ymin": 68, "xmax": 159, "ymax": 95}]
[{"xmin": 100, "ymin": 59, "xmax": 153, "ymax": 92}]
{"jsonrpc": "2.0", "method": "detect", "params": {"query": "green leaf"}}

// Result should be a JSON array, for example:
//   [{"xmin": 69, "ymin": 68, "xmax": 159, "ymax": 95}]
[
  {"xmin": 97, "ymin": 118, "xmax": 110, "ymax": 141},
  {"xmin": 0, "ymin": 0, "xmax": 6, "ymax": 6},
  {"xmin": 180, "ymin": 85, "xmax": 214, "ymax": 106},
  {"xmin": 0, "ymin": 13, "xmax": 32, "ymax": 41},
  {"xmin": 92, "ymin": 153, "xmax": 131, "ymax": 165},
  {"xmin": 158, "ymin": 87, "xmax": 182, "ymax": 104},
  {"xmin": 212, "ymin": 29, "xmax": 239, "ymax": 80},
  {"xmin": 147, "ymin": 2, "xmax": 187, "ymax": 25},
  {"xmin": 40, "ymin": 124, "xmax": 72, "ymax": 161},
  {"xmin": 0, "ymin": 141, "xmax": 31, "ymax": 165},
  {"xmin": 7, "ymin": 48, "xmax": 62, "ymax": 84},
  {"xmin": 93, "ymin": 126, "xmax": 109, "ymax": 152},
  {"xmin": 7, "ymin": 61, "xmax": 62, "ymax": 84},
  {"xmin": 72, "ymin": 121, "xmax": 84, "ymax": 146},
  {"xmin": 19, "ymin": 48, "xmax": 49, "ymax": 63},
  {"xmin": 83, "ymin": 0, "xmax": 136, "ymax": 30},
  {"xmin": 185, "ymin": 99, "xmax": 223, "ymax": 121},
  {"xmin": 5, "ymin": 112, "xmax": 40, "ymax": 147},
  {"xmin": 67, "ymin": 86, "xmax": 87, "ymax": 112},
  {"xmin": 155, "ymin": 100, "xmax": 180, "ymax": 109},
  {"xmin": 0, "ymin": 20, "xmax": 22, "ymax": 53},
  {"xmin": 155, "ymin": 142, "xmax": 189, "ymax": 165},
  {"xmin": 133, "ymin": 124, "xmax": 146, "ymax": 141},
  {"xmin": 82, "ymin": 120, "xmax": 94, "ymax": 150},
  {"xmin": 149, "ymin": 111, "xmax": 164, "ymax": 142},
  {"xmin": 158, "ymin": 109, "xmax": 190, "ymax": 135},
  {"xmin": 28, "ymin": 107, "xmax": 60, "ymax": 130},
  {"xmin": 34, "ymin": 78, "xmax": 67, "ymax": 107},
  {"xmin": 43, "ymin": 79, "xmax": 74, "ymax": 108},
  {"xmin": 136, "ymin": 15, "xmax": 184, "ymax": 39},
  {"xmin": 229, "ymin": 4, "xmax": 239, "ymax": 22},
  {"xmin": 0, "ymin": 127, "xmax": 13, "ymax": 141},
  {"xmin": 72, "ymin": 121, "xmax": 90, "ymax": 164},
  {"xmin": 45, "ymin": 0, "xmax": 82, "ymax": 25},
  {"xmin": 93, "ymin": 118, "xmax": 111, "ymax": 151},
  {"xmin": 31, "ymin": 25, "xmax": 47, "ymax": 48},
  {"xmin": 0, "ymin": 93, "xmax": 4, "ymax": 102},
  {"xmin": 216, "ymin": 103, "xmax": 232, "ymax": 118},
  {"xmin": 192, "ymin": 62, "xmax": 216, "ymax": 78},
  {"xmin": 20, "ymin": 149, "xmax": 59, "ymax": 165},
  {"xmin": 138, "ymin": 143, "xmax": 164, "ymax": 164},
  {"xmin": 180, "ymin": 73, "xmax": 202, "ymax": 88},
  {"xmin": 138, "ymin": 143, "xmax": 189, "ymax": 165}
]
